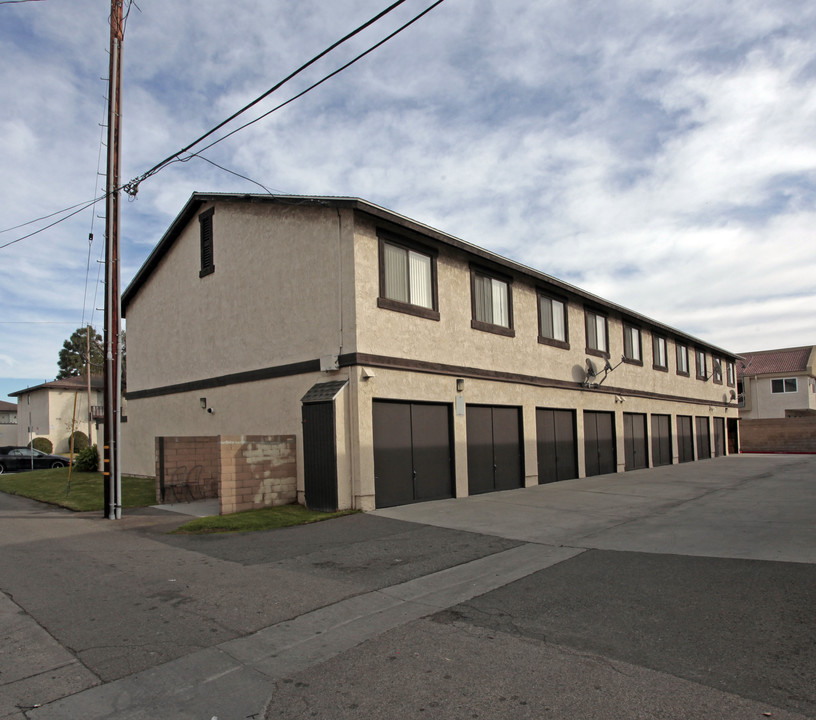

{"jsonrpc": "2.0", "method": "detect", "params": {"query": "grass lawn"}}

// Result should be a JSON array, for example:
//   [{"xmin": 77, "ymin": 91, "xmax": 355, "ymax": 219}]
[
  {"xmin": 0, "ymin": 467, "xmax": 156, "ymax": 512},
  {"xmin": 172, "ymin": 504, "xmax": 358, "ymax": 534}
]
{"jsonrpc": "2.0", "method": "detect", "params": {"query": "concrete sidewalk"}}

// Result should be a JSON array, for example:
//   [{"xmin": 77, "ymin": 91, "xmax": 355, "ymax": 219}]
[{"xmin": 1, "ymin": 453, "xmax": 814, "ymax": 719}]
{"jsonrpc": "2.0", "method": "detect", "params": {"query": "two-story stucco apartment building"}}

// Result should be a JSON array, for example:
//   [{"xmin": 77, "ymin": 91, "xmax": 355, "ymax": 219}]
[{"xmin": 121, "ymin": 193, "xmax": 739, "ymax": 511}]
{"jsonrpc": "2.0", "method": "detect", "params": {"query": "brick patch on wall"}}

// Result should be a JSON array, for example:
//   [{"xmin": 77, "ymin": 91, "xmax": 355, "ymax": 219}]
[
  {"xmin": 155, "ymin": 434, "xmax": 297, "ymax": 514},
  {"xmin": 739, "ymin": 417, "xmax": 816, "ymax": 453}
]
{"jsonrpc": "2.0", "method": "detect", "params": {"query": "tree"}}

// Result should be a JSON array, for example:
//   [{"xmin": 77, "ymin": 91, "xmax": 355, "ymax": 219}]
[{"xmin": 57, "ymin": 326, "xmax": 104, "ymax": 379}]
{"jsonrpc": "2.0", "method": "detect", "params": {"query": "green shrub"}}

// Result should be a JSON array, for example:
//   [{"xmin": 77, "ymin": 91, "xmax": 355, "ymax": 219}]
[
  {"xmin": 31, "ymin": 437, "xmax": 53, "ymax": 454},
  {"xmin": 70, "ymin": 430, "xmax": 89, "ymax": 453},
  {"xmin": 75, "ymin": 445, "xmax": 99, "ymax": 472}
]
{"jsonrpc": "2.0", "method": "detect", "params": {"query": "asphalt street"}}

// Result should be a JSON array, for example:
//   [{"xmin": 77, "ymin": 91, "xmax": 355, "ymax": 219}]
[{"xmin": 0, "ymin": 453, "xmax": 814, "ymax": 719}]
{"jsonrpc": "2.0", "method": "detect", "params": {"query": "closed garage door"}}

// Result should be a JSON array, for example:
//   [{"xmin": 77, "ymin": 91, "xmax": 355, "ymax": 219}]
[
  {"xmin": 467, "ymin": 405, "xmax": 523, "ymax": 495},
  {"xmin": 651, "ymin": 414, "xmax": 672, "ymax": 467},
  {"xmin": 623, "ymin": 413, "xmax": 648, "ymax": 471},
  {"xmin": 677, "ymin": 415, "xmax": 694, "ymax": 463},
  {"xmin": 584, "ymin": 411, "xmax": 616, "ymax": 477},
  {"xmin": 536, "ymin": 408, "xmax": 577, "ymax": 483},
  {"xmin": 373, "ymin": 401, "xmax": 453, "ymax": 508},
  {"xmin": 696, "ymin": 416, "xmax": 711, "ymax": 460},
  {"xmin": 713, "ymin": 417, "xmax": 726, "ymax": 457}
]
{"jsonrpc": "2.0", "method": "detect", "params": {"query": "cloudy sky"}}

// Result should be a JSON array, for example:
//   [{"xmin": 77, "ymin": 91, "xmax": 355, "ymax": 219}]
[{"xmin": 2, "ymin": 0, "xmax": 815, "ymax": 400}]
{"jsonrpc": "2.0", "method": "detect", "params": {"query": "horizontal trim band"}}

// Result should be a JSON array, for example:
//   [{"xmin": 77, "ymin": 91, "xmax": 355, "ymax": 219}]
[{"xmin": 127, "ymin": 353, "xmax": 732, "ymax": 408}]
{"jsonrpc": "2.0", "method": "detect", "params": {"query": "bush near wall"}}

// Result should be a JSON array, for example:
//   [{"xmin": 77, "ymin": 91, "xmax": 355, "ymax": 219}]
[
  {"xmin": 31, "ymin": 437, "xmax": 53, "ymax": 454},
  {"xmin": 70, "ymin": 430, "xmax": 89, "ymax": 453}
]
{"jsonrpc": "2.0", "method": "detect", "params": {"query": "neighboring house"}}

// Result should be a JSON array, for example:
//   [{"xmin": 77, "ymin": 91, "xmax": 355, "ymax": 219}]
[
  {"xmin": 0, "ymin": 400, "xmax": 18, "ymax": 445},
  {"xmin": 738, "ymin": 346, "xmax": 816, "ymax": 420},
  {"xmin": 10, "ymin": 376, "xmax": 104, "ymax": 453},
  {"xmin": 121, "ymin": 193, "xmax": 739, "ymax": 512}
]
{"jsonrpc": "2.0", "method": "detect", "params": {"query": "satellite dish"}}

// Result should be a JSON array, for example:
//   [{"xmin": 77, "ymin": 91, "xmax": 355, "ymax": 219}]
[{"xmin": 585, "ymin": 358, "xmax": 598, "ymax": 378}]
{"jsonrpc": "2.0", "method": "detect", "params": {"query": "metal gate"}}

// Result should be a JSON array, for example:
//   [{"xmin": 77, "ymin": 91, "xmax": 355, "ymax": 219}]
[
  {"xmin": 651, "ymin": 414, "xmax": 672, "ymax": 467},
  {"xmin": 584, "ymin": 411, "xmax": 616, "ymax": 477},
  {"xmin": 677, "ymin": 415, "xmax": 694, "ymax": 463},
  {"xmin": 467, "ymin": 405, "xmax": 523, "ymax": 495},
  {"xmin": 372, "ymin": 401, "xmax": 453, "ymax": 508},
  {"xmin": 536, "ymin": 408, "xmax": 577, "ymax": 483},
  {"xmin": 623, "ymin": 412, "xmax": 648, "ymax": 471}
]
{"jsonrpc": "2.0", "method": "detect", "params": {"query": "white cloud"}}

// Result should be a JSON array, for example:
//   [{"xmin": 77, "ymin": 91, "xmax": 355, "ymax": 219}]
[{"xmin": 2, "ymin": 0, "xmax": 816, "ymax": 387}]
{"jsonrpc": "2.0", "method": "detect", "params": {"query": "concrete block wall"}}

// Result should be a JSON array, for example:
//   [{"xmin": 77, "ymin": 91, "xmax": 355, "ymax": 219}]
[
  {"xmin": 218, "ymin": 435, "xmax": 297, "ymax": 515},
  {"xmin": 739, "ymin": 417, "xmax": 816, "ymax": 453},
  {"xmin": 155, "ymin": 436, "xmax": 220, "ymax": 503}
]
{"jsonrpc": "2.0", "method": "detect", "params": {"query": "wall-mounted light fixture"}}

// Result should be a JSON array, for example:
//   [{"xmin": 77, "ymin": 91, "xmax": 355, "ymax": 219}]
[
  {"xmin": 200, "ymin": 397, "xmax": 207, "ymax": 409},
  {"xmin": 456, "ymin": 378, "xmax": 465, "ymax": 392}
]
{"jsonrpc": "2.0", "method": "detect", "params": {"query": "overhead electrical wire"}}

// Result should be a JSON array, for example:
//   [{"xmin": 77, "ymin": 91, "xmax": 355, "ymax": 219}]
[{"xmin": 1, "ymin": 0, "xmax": 447, "ymax": 248}]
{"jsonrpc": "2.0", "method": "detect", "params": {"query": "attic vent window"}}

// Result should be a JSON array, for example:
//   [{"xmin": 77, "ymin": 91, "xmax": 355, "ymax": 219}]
[{"xmin": 199, "ymin": 207, "xmax": 215, "ymax": 278}]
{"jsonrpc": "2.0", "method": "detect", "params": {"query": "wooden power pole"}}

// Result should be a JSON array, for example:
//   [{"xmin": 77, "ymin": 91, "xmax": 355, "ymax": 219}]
[{"xmin": 104, "ymin": 0, "xmax": 123, "ymax": 519}]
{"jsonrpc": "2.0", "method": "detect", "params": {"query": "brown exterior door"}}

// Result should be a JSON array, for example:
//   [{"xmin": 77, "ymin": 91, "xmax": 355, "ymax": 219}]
[
  {"xmin": 713, "ymin": 417, "xmax": 726, "ymax": 456},
  {"xmin": 302, "ymin": 401, "xmax": 338, "ymax": 512},
  {"xmin": 467, "ymin": 405, "xmax": 523, "ymax": 495},
  {"xmin": 373, "ymin": 401, "xmax": 453, "ymax": 508},
  {"xmin": 651, "ymin": 414, "xmax": 672, "ymax": 467},
  {"xmin": 536, "ymin": 408, "xmax": 578, "ymax": 483},
  {"xmin": 677, "ymin": 415, "xmax": 694, "ymax": 463},
  {"xmin": 696, "ymin": 416, "xmax": 711, "ymax": 460},
  {"xmin": 727, "ymin": 418, "xmax": 739, "ymax": 454},
  {"xmin": 623, "ymin": 412, "xmax": 648, "ymax": 471},
  {"xmin": 584, "ymin": 411, "xmax": 616, "ymax": 477}
]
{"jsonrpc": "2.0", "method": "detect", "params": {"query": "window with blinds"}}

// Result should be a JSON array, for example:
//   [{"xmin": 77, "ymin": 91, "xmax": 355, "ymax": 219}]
[
  {"xmin": 470, "ymin": 268, "xmax": 513, "ymax": 336},
  {"xmin": 538, "ymin": 293, "xmax": 568, "ymax": 349},
  {"xmin": 377, "ymin": 234, "xmax": 439, "ymax": 321}
]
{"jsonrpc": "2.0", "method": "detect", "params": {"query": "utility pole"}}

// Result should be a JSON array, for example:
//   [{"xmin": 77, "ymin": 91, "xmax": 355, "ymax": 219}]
[{"xmin": 104, "ymin": 0, "xmax": 123, "ymax": 519}]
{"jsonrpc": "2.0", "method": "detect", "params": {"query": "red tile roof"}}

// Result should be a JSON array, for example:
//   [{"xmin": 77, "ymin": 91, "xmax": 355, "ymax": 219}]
[{"xmin": 738, "ymin": 346, "xmax": 813, "ymax": 377}]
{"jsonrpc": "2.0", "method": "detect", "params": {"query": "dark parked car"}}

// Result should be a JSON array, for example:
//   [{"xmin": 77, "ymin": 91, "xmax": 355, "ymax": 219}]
[{"xmin": 0, "ymin": 446, "xmax": 69, "ymax": 474}]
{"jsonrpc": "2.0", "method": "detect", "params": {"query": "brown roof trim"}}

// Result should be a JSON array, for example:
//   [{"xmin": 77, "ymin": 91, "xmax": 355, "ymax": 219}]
[
  {"xmin": 9, "ymin": 375, "xmax": 104, "ymax": 397},
  {"xmin": 121, "ymin": 192, "xmax": 737, "ymax": 359}
]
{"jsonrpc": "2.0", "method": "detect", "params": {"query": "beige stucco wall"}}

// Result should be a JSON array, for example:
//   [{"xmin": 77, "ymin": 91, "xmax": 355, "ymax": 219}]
[
  {"xmin": 15, "ymin": 389, "xmax": 102, "ymax": 453},
  {"xmin": 740, "ymin": 374, "xmax": 816, "ymax": 420},
  {"xmin": 125, "ymin": 201, "xmax": 358, "ymax": 393},
  {"xmin": 351, "ymin": 214, "xmax": 732, "ymax": 409}
]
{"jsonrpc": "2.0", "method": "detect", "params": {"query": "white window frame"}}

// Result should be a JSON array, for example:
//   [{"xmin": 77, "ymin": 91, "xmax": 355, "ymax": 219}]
[{"xmin": 771, "ymin": 378, "xmax": 798, "ymax": 394}]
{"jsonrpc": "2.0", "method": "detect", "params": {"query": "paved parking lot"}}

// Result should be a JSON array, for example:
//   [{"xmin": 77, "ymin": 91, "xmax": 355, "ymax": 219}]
[{"xmin": 1, "ymin": 453, "xmax": 813, "ymax": 719}]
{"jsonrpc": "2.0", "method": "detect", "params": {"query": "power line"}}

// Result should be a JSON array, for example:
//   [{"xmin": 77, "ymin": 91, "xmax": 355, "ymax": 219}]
[{"xmin": 1, "ymin": 0, "xmax": 447, "ymax": 247}]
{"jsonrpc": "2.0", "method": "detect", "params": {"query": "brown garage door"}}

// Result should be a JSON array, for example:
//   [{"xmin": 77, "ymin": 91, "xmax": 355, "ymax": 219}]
[
  {"xmin": 696, "ymin": 416, "xmax": 711, "ymax": 460},
  {"xmin": 536, "ymin": 408, "xmax": 578, "ymax": 484},
  {"xmin": 623, "ymin": 412, "xmax": 648, "ymax": 471},
  {"xmin": 584, "ymin": 411, "xmax": 616, "ymax": 477},
  {"xmin": 373, "ymin": 401, "xmax": 454, "ymax": 508},
  {"xmin": 713, "ymin": 417, "xmax": 726, "ymax": 457},
  {"xmin": 651, "ymin": 414, "xmax": 672, "ymax": 467},
  {"xmin": 467, "ymin": 405, "xmax": 523, "ymax": 495},
  {"xmin": 677, "ymin": 415, "xmax": 694, "ymax": 463}
]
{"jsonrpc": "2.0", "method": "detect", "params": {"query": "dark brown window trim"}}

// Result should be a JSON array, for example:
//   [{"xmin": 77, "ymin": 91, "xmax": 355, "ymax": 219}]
[
  {"xmin": 676, "ymin": 343, "xmax": 690, "ymax": 377},
  {"xmin": 695, "ymin": 350, "xmax": 708, "ymax": 381},
  {"xmin": 470, "ymin": 265, "xmax": 514, "ymax": 334},
  {"xmin": 377, "ymin": 297, "xmax": 440, "ymax": 321},
  {"xmin": 538, "ymin": 336, "xmax": 570, "ymax": 350},
  {"xmin": 199, "ymin": 207, "xmax": 215, "ymax": 278},
  {"xmin": 622, "ymin": 324, "xmax": 643, "ymax": 364},
  {"xmin": 584, "ymin": 310, "xmax": 609, "ymax": 357},
  {"xmin": 377, "ymin": 231, "xmax": 439, "ymax": 317},
  {"xmin": 536, "ymin": 290, "xmax": 569, "ymax": 349},
  {"xmin": 471, "ymin": 318, "xmax": 516, "ymax": 337},
  {"xmin": 712, "ymin": 358, "xmax": 723, "ymax": 385},
  {"xmin": 726, "ymin": 361, "xmax": 736, "ymax": 388},
  {"xmin": 652, "ymin": 335, "xmax": 668, "ymax": 371}
]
